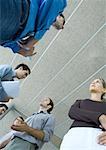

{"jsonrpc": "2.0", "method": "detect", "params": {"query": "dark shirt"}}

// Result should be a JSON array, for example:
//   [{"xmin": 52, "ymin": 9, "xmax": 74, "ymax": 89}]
[{"xmin": 68, "ymin": 99, "xmax": 106, "ymax": 129}]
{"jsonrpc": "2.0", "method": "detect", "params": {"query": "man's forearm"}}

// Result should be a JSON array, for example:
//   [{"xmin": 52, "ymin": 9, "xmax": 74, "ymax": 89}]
[
  {"xmin": 0, "ymin": 138, "xmax": 11, "ymax": 149},
  {"xmin": 25, "ymin": 126, "xmax": 45, "ymax": 141},
  {"xmin": 11, "ymin": 123, "xmax": 44, "ymax": 140},
  {"xmin": 0, "ymin": 83, "xmax": 8, "ymax": 102}
]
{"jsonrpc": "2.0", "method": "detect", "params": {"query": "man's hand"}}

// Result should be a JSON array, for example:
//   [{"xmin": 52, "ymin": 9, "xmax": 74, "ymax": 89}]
[
  {"xmin": 18, "ymin": 38, "xmax": 38, "ymax": 57},
  {"xmin": 11, "ymin": 122, "xmax": 45, "ymax": 140},
  {"xmin": 19, "ymin": 47, "xmax": 37, "ymax": 57},
  {"xmin": 11, "ymin": 122, "xmax": 28, "ymax": 132},
  {"xmin": 99, "ymin": 114, "xmax": 106, "ymax": 130},
  {"xmin": 98, "ymin": 132, "xmax": 106, "ymax": 145}
]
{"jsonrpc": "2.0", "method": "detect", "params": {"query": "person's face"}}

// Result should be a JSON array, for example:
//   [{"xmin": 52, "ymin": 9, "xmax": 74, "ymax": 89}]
[
  {"xmin": 53, "ymin": 15, "xmax": 64, "ymax": 30},
  {"xmin": 40, "ymin": 98, "xmax": 51, "ymax": 110},
  {"xmin": 89, "ymin": 79, "xmax": 105, "ymax": 94},
  {"xmin": 0, "ymin": 107, "xmax": 6, "ymax": 115},
  {"xmin": 13, "ymin": 117, "xmax": 23, "ymax": 125},
  {"xmin": 16, "ymin": 67, "xmax": 29, "ymax": 79}
]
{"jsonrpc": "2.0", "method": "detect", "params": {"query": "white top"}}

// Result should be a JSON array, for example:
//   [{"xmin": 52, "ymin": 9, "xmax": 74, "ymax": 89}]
[{"xmin": 2, "ymin": 81, "xmax": 20, "ymax": 98}]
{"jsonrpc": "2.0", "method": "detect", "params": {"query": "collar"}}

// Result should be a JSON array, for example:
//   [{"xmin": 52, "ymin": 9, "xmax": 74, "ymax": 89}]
[
  {"xmin": 32, "ymin": 110, "xmax": 48, "ymax": 115},
  {"xmin": 12, "ymin": 70, "xmax": 16, "ymax": 78},
  {"xmin": 37, "ymin": 110, "xmax": 48, "ymax": 114}
]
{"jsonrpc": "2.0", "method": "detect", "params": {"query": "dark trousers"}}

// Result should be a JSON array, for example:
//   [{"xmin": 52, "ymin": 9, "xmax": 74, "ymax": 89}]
[{"xmin": 0, "ymin": 0, "xmax": 29, "ymax": 44}]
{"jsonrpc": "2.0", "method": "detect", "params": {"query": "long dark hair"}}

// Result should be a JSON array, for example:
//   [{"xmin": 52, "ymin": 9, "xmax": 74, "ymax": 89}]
[{"xmin": 99, "ymin": 78, "xmax": 106, "ymax": 100}]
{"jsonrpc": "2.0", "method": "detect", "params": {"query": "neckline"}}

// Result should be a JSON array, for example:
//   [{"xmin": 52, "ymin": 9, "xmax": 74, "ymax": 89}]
[{"xmin": 86, "ymin": 98, "xmax": 103, "ymax": 103}]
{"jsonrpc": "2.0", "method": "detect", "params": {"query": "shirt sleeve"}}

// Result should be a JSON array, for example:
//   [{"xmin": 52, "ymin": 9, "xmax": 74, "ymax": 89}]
[
  {"xmin": 3, "ymin": 41, "xmax": 20, "ymax": 53},
  {"xmin": 43, "ymin": 116, "xmax": 55, "ymax": 142},
  {"xmin": 34, "ymin": 29, "xmax": 47, "ymax": 41},
  {"xmin": 68, "ymin": 100, "xmax": 102, "ymax": 126},
  {"xmin": 0, "ymin": 65, "xmax": 12, "ymax": 101},
  {"xmin": 34, "ymin": 0, "xmax": 67, "ymax": 40}
]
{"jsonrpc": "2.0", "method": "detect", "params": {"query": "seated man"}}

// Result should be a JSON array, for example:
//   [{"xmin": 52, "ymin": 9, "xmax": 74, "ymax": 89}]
[
  {"xmin": 4, "ymin": 97, "xmax": 55, "ymax": 150},
  {"xmin": 0, "ymin": 104, "xmax": 8, "ymax": 115},
  {"xmin": 0, "ymin": 64, "xmax": 31, "ymax": 102},
  {"xmin": 0, "ymin": 0, "xmax": 67, "ymax": 57}
]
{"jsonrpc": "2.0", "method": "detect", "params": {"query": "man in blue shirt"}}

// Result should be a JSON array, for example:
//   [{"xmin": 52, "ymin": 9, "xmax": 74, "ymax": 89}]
[
  {"xmin": 0, "ymin": 64, "xmax": 31, "ymax": 102},
  {"xmin": 0, "ymin": 0, "xmax": 67, "ymax": 57},
  {"xmin": 4, "ymin": 97, "xmax": 55, "ymax": 150}
]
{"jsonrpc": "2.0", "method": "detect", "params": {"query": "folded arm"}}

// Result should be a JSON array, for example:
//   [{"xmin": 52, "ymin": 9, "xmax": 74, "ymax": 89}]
[
  {"xmin": 0, "ymin": 65, "xmax": 13, "ymax": 102},
  {"xmin": 68, "ymin": 100, "xmax": 102, "ymax": 126},
  {"xmin": 0, "ymin": 138, "xmax": 11, "ymax": 149},
  {"xmin": 11, "ymin": 116, "xmax": 55, "ymax": 142}
]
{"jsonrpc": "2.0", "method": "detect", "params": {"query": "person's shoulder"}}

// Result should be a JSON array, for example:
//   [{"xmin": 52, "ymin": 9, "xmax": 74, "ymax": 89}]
[
  {"xmin": 74, "ymin": 99, "xmax": 88, "ymax": 104},
  {"xmin": 0, "ymin": 65, "xmax": 12, "ymax": 72},
  {"xmin": 77, "ymin": 99, "xmax": 92, "ymax": 104},
  {"xmin": 76, "ymin": 99, "xmax": 88, "ymax": 101},
  {"xmin": 47, "ymin": 113, "xmax": 55, "ymax": 120},
  {"xmin": 0, "ymin": 64, "xmax": 12, "ymax": 70},
  {"xmin": 48, "ymin": 114, "xmax": 55, "ymax": 123},
  {"xmin": 75, "ymin": 99, "xmax": 83, "ymax": 102}
]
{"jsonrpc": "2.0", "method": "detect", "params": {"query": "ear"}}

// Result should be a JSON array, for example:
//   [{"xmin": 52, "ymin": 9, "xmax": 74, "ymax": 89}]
[
  {"xmin": 104, "ymin": 88, "xmax": 106, "ymax": 93},
  {"xmin": 62, "ymin": 26, "xmax": 64, "ymax": 29},
  {"xmin": 19, "ymin": 66, "xmax": 23, "ymax": 70},
  {"xmin": 47, "ymin": 105, "xmax": 52, "ymax": 109}
]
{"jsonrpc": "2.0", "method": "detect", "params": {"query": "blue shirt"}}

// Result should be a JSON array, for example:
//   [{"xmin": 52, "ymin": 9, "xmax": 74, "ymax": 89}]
[
  {"xmin": 0, "ymin": 65, "xmax": 16, "ymax": 101},
  {"xmin": 13, "ymin": 111, "xmax": 55, "ymax": 149},
  {"xmin": 3, "ymin": 0, "xmax": 67, "ymax": 53}
]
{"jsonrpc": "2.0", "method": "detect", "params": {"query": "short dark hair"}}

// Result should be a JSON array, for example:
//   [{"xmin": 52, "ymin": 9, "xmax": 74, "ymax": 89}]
[
  {"xmin": 15, "ymin": 63, "xmax": 31, "ymax": 74},
  {"xmin": 0, "ymin": 104, "xmax": 8, "ymax": 110},
  {"xmin": 99, "ymin": 78, "xmax": 106, "ymax": 100},
  {"xmin": 47, "ymin": 98, "xmax": 54, "ymax": 114},
  {"xmin": 60, "ymin": 13, "xmax": 65, "ymax": 25}
]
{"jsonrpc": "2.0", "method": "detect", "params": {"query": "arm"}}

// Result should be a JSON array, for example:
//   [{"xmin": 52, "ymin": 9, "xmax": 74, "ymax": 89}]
[
  {"xmin": 11, "ymin": 122, "xmax": 45, "ymax": 141},
  {"xmin": 98, "ymin": 114, "xmax": 106, "ymax": 130},
  {"xmin": 4, "ymin": 39, "xmax": 37, "ymax": 57},
  {"xmin": 0, "ymin": 138, "xmax": 11, "ymax": 149},
  {"xmin": 0, "ymin": 131, "xmax": 14, "ymax": 149},
  {"xmin": 25, "ymin": 126, "xmax": 44, "ymax": 141},
  {"xmin": 41, "ymin": 116, "xmax": 55, "ymax": 142},
  {"xmin": 33, "ymin": 0, "xmax": 67, "ymax": 40},
  {"xmin": 0, "ymin": 65, "xmax": 12, "ymax": 102},
  {"xmin": 11, "ymin": 116, "xmax": 55, "ymax": 142},
  {"xmin": 68, "ymin": 100, "xmax": 102, "ymax": 125},
  {"xmin": 26, "ymin": 116, "xmax": 55, "ymax": 142},
  {"xmin": 18, "ymin": 38, "xmax": 38, "ymax": 57}
]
